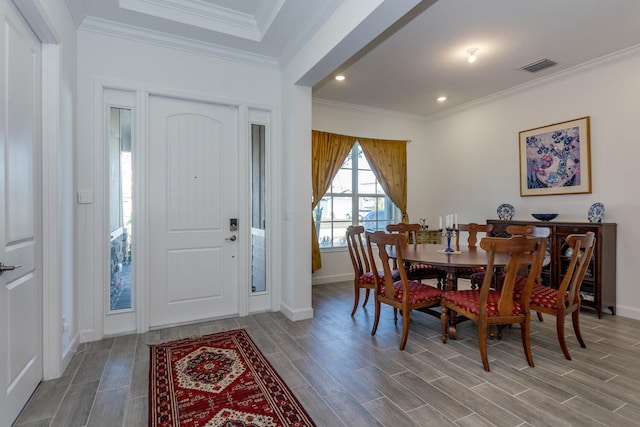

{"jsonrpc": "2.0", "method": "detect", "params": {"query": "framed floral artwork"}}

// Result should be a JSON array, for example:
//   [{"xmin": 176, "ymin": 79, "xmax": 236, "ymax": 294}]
[{"xmin": 519, "ymin": 116, "xmax": 591, "ymax": 196}]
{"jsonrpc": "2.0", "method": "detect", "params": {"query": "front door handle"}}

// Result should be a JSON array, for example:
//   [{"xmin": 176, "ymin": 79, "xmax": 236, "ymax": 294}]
[
  {"xmin": 225, "ymin": 235, "xmax": 237, "ymax": 242},
  {"xmin": 0, "ymin": 263, "xmax": 21, "ymax": 275}
]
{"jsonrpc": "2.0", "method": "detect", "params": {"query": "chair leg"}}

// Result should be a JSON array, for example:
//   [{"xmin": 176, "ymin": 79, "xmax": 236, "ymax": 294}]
[
  {"xmin": 351, "ymin": 284, "xmax": 360, "ymax": 317},
  {"xmin": 556, "ymin": 313, "xmax": 571, "ymax": 360},
  {"xmin": 536, "ymin": 311, "xmax": 543, "ymax": 322},
  {"xmin": 441, "ymin": 306, "xmax": 448, "ymax": 343},
  {"xmin": 393, "ymin": 308, "xmax": 398, "ymax": 324},
  {"xmin": 399, "ymin": 309, "xmax": 410, "ymax": 350},
  {"xmin": 521, "ymin": 319, "xmax": 535, "ymax": 368},
  {"xmin": 371, "ymin": 301, "xmax": 381, "ymax": 336},
  {"xmin": 572, "ymin": 310, "xmax": 587, "ymax": 348},
  {"xmin": 362, "ymin": 288, "xmax": 371, "ymax": 308},
  {"xmin": 479, "ymin": 322, "xmax": 490, "ymax": 372}
]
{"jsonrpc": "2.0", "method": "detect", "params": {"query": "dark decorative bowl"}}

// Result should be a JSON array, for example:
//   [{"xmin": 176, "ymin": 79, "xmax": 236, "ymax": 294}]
[{"xmin": 531, "ymin": 213, "xmax": 558, "ymax": 221}]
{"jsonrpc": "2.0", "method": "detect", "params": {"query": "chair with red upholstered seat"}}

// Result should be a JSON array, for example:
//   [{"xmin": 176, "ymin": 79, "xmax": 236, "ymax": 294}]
[
  {"xmin": 513, "ymin": 232, "xmax": 595, "ymax": 360},
  {"xmin": 366, "ymin": 231, "xmax": 444, "ymax": 350},
  {"xmin": 469, "ymin": 225, "xmax": 550, "ymax": 290},
  {"xmin": 440, "ymin": 235, "xmax": 546, "ymax": 371},
  {"xmin": 346, "ymin": 225, "xmax": 400, "ymax": 316},
  {"xmin": 386, "ymin": 223, "xmax": 446, "ymax": 287}
]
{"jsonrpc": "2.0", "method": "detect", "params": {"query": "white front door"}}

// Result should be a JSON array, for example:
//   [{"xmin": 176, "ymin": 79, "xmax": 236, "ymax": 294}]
[
  {"xmin": 148, "ymin": 95, "xmax": 239, "ymax": 328},
  {"xmin": 0, "ymin": 1, "xmax": 42, "ymax": 425}
]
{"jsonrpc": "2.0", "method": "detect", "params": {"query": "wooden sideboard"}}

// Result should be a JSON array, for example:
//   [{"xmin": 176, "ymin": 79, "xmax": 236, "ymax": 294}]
[
  {"xmin": 414, "ymin": 229, "xmax": 442, "ymax": 244},
  {"xmin": 487, "ymin": 219, "xmax": 617, "ymax": 318}
]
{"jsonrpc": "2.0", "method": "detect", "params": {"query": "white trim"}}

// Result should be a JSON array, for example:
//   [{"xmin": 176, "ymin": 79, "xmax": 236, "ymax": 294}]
[
  {"xmin": 119, "ymin": 0, "xmax": 262, "ymax": 41},
  {"xmin": 312, "ymin": 274, "xmax": 351, "ymax": 285},
  {"xmin": 41, "ymin": 43, "xmax": 62, "ymax": 380},
  {"xmin": 12, "ymin": 0, "xmax": 59, "ymax": 43},
  {"xmin": 79, "ymin": 16, "xmax": 279, "ymax": 68},
  {"xmin": 237, "ymin": 105, "xmax": 250, "ymax": 317},
  {"xmin": 279, "ymin": 302, "xmax": 313, "ymax": 321}
]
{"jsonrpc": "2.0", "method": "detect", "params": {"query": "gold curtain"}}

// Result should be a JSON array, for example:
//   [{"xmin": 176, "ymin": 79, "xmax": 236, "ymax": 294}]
[
  {"xmin": 359, "ymin": 137, "xmax": 409, "ymax": 223},
  {"xmin": 311, "ymin": 131, "xmax": 356, "ymax": 272}
]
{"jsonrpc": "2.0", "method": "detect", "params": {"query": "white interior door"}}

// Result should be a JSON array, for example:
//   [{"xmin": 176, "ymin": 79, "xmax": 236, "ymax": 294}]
[
  {"xmin": 0, "ymin": 1, "xmax": 42, "ymax": 425},
  {"xmin": 148, "ymin": 95, "xmax": 239, "ymax": 328}
]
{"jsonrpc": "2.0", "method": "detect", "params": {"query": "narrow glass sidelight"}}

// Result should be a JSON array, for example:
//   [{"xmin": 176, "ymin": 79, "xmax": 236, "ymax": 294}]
[
  {"xmin": 109, "ymin": 107, "xmax": 133, "ymax": 311},
  {"xmin": 251, "ymin": 124, "xmax": 266, "ymax": 293}
]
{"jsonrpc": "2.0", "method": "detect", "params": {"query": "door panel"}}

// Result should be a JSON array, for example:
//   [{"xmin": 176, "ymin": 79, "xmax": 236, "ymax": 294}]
[
  {"xmin": 149, "ymin": 96, "xmax": 238, "ymax": 327},
  {"xmin": 0, "ymin": 1, "xmax": 42, "ymax": 424}
]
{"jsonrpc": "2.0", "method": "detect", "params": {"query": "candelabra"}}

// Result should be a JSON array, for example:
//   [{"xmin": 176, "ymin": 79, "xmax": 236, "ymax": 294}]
[{"xmin": 439, "ymin": 227, "xmax": 457, "ymax": 253}]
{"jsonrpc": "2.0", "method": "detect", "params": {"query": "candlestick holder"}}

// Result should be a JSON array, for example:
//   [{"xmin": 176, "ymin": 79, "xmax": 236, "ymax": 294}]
[{"xmin": 440, "ymin": 227, "xmax": 457, "ymax": 253}]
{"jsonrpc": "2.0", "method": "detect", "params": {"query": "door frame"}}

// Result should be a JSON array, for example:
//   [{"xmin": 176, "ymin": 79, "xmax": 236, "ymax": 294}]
[
  {"xmin": 93, "ymin": 83, "xmax": 268, "ymax": 336},
  {"xmin": 13, "ymin": 0, "xmax": 70, "ymax": 381}
]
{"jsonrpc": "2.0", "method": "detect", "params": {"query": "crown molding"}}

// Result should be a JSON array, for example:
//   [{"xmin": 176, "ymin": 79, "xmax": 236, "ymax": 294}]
[
  {"xmin": 425, "ymin": 43, "xmax": 640, "ymax": 122},
  {"xmin": 314, "ymin": 43, "xmax": 640, "ymax": 123},
  {"xmin": 119, "ymin": 0, "xmax": 263, "ymax": 41},
  {"xmin": 79, "ymin": 16, "xmax": 279, "ymax": 68}
]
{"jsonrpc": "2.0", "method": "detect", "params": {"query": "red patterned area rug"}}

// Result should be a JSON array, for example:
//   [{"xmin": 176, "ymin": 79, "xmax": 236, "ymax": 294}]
[{"xmin": 149, "ymin": 329, "xmax": 316, "ymax": 427}]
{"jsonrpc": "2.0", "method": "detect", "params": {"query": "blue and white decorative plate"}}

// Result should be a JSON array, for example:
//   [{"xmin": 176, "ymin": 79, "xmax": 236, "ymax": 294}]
[
  {"xmin": 588, "ymin": 202, "xmax": 604, "ymax": 222},
  {"xmin": 497, "ymin": 203, "xmax": 515, "ymax": 220}
]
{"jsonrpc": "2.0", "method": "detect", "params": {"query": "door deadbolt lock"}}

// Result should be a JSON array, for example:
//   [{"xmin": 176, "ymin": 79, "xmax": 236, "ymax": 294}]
[
  {"xmin": 0, "ymin": 263, "xmax": 21, "ymax": 275},
  {"xmin": 230, "ymin": 218, "xmax": 238, "ymax": 231}
]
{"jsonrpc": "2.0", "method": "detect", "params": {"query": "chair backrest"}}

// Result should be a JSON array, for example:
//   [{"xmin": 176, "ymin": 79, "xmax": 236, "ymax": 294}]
[
  {"xmin": 478, "ymin": 235, "xmax": 546, "ymax": 315},
  {"xmin": 386, "ymin": 222, "xmax": 421, "ymax": 245},
  {"xmin": 560, "ymin": 232, "xmax": 596, "ymax": 306},
  {"xmin": 366, "ymin": 231, "xmax": 409, "ymax": 300},
  {"xmin": 346, "ymin": 225, "xmax": 372, "ymax": 278},
  {"xmin": 455, "ymin": 223, "xmax": 494, "ymax": 250}
]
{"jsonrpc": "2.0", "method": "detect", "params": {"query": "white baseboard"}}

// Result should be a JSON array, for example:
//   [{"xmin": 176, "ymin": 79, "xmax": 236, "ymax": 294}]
[
  {"xmin": 614, "ymin": 304, "xmax": 640, "ymax": 320},
  {"xmin": 312, "ymin": 273, "xmax": 351, "ymax": 285},
  {"xmin": 280, "ymin": 302, "xmax": 314, "ymax": 321}
]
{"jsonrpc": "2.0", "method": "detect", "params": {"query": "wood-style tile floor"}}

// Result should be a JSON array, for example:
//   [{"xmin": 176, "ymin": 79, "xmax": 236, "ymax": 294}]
[{"xmin": 14, "ymin": 281, "xmax": 640, "ymax": 426}]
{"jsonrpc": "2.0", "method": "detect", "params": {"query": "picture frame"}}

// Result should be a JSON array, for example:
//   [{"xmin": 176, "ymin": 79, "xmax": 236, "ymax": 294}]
[{"xmin": 519, "ymin": 116, "xmax": 591, "ymax": 196}]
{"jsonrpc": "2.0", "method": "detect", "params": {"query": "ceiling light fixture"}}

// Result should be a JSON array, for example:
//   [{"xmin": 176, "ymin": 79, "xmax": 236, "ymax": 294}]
[
  {"xmin": 335, "ymin": 75, "xmax": 345, "ymax": 81},
  {"xmin": 437, "ymin": 96, "xmax": 447, "ymax": 102},
  {"xmin": 467, "ymin": 48, "xmax": 478, "ymax": 63}
]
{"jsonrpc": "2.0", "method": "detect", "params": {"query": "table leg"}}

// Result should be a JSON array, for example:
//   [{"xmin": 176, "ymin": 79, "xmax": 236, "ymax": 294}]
[{"xmin": 446, "ymin": 267, "xmax": 459, "ymax": 339}]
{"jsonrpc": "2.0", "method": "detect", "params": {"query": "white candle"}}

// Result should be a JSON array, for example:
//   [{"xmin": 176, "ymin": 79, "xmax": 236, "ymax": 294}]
[
  {"xmin": 439, "ymin": 216, "xmax": 442, "ymax": 229},
  {"xmin": 454, "ymin": 213, "xmax": 458, "ymax": 228}
]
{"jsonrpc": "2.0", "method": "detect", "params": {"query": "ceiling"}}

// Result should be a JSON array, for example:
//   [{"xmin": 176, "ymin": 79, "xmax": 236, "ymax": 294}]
[{"xmin": 64, "ymin": 0, "xmax": 640, "ymax": 117}]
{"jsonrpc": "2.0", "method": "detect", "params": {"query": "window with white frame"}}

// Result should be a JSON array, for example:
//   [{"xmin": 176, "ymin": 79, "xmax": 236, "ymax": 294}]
[{"xmin": 313, "ymin": 142, "xmax": 398, "ymax": 249}]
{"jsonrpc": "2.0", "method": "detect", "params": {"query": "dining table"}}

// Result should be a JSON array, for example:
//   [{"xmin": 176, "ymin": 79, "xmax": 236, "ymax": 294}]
[{"xmin": 389, "ymin": 242, "xmax": 514, "ymax": 339}]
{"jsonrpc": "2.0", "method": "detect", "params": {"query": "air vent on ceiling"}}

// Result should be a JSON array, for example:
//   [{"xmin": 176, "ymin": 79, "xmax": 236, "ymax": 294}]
[{"xmin": 519, "ymin": 58, "xmax": 557, "ymax": 73}]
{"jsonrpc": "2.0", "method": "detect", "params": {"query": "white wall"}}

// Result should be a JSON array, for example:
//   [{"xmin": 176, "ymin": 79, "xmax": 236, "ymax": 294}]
[
  {"xmin": 312, "ymin": 50, "xmax": 640, "ymax": 319},
  {"xmin": 76, "ymin": 30, "xmax": 282, "ymax": 339}
]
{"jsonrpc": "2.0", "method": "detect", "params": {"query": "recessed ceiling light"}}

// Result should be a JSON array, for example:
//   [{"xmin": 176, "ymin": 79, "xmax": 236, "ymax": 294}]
[
  {"xmin": 335, "ymin": 75, "xmax": 346, "ymax": 81},
  {"xmin": 467, "ymin": 48, "xmax": 478, "ymax": 63},
  {"xmin": 437, "ymin": 96, "xmax": 447, "ymax": 102}
]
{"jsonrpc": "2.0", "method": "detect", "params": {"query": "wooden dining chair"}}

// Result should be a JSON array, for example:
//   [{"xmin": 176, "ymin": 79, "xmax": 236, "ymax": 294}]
[
  {"xmin": 469, "ymin": 225, "xmax": 550, "ymax": 289},
  {"xmin": 514, "ymin": 232, "xmax": 595, "ymax": 360},
  {"xmin": 386, "ymin": 223, "xmax": 446, "ymax": 286},
  {"xmin": 346, "ymin": 225, "xmax": 400, "ymax": 316},
  {"xmin": 454, "ymin": 223, "xmax": 494, "ymax": 286},
  {"xmin": 366, "ymin": 231, "xmax": 444, "ymax": 350},
  {"xmin": 440, "ymin": 235, "xmax": 546, "ymax": 371}
]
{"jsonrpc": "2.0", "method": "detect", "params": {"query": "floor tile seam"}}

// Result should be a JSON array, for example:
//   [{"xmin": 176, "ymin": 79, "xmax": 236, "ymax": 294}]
[
  {"xmin": 87, "ymin": 386, "xmax": 129, "ymax": 426},
  {"xmin": 405, "ymin": 402, "xmax": 459, "ymax": 424}
]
